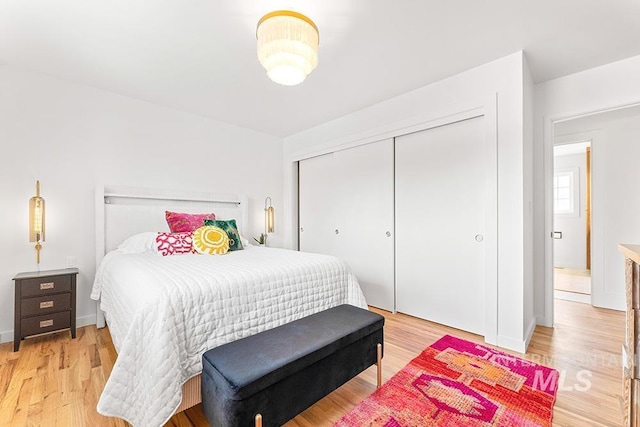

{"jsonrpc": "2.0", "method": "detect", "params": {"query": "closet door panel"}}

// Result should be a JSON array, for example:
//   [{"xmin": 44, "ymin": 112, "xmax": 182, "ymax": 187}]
[
  {"xmin": 299, "ymin": 153, "xmax": 335, "ymax": 255},
  {"xmin": 396, "ymin": 117, "xmax": 486, "ymax": 335},
  {"xmin": 333, "ymin": 139, "xmax": 395, "ymax": 311}
]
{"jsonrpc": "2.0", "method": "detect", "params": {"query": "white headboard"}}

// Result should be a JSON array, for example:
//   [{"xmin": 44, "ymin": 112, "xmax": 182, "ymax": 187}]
[{"xmin": 95, "ymin": 185, "xmax": 248, "ymax": 266}]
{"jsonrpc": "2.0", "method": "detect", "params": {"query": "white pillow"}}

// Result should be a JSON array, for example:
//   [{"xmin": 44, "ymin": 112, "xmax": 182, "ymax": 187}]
[
  {"xmin": 117, "ymin": 232, "xmax": 158, "ymax": 254},
  {"xmin": 240, "ymin": 235, "xmax": 251, "ymax": 247}
]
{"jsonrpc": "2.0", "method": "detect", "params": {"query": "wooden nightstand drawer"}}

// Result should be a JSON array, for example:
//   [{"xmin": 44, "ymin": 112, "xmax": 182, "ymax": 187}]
[
  {"xmin": 21, "ymin": 293, "xmax": 71, "ymax": 317},
  {"xmin": 14, "ymin": 268, "xmax": 78, "ymax": 351},
  {"xmin": 21, "ymin": 311, "xmax": 71, "ymax": 337},
  {"xmin": 21, "ymin": 275, "xmax": 71, "ymax": 297}
]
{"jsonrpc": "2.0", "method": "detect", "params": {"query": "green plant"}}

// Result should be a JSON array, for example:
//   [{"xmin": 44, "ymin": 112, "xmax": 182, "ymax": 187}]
[{"xmin": 254, "ymin": 233, "xmax": 266, "ymax": 245}]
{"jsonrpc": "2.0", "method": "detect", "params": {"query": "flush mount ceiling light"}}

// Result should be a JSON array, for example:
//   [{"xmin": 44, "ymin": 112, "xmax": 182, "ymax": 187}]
[{"xmin": 256, "ymin": 10, "xmax": 319, "ymax": 86}]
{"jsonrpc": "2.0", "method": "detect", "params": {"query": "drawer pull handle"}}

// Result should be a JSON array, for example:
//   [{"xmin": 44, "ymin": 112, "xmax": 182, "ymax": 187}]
[
  {"xmin": 40, "ymin": 282, "xmax": 54, "ymax": 290},
  {"xmin": 40, "ymin": 301, "xmax": 54, "ymax": 309},
  {"xmin": 40, "ymin": 319, "xmax": 53, "ymax": 328}
]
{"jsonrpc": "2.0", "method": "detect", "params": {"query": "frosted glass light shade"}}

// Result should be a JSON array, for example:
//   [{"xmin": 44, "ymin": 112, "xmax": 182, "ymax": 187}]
[
  {"xmin": 29, "ymin": 180, "xmax": 45, "ymax": 264},
  {"xmin": 257, "ymin": 10, "xmax": 319, "ymax": 86},
  {"xmin": 266, "ymin": 206, "xmax": 274, "ymax": 233},
  {"xmin": 29, "ymin": 181, "xmax": 45, "ymax": 243},
  {"xmin": 264, "ymin": 196, "xmax": 274, "ymax": 233}
]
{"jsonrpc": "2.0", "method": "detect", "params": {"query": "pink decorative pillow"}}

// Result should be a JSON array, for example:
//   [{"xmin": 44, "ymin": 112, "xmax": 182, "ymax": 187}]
[
  {"xmin": 155, "ymin": 232, "xmax": 194, "ymax": 256},
  {"xmin": 165, "ymin": 211, "xmax": 216, "ymax": 233}
]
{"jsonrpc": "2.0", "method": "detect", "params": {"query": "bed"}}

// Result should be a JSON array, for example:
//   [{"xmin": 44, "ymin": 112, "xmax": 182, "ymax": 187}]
[{"xmin": 91, "ymin": 185, "xmax": 368, "ymax": 427}]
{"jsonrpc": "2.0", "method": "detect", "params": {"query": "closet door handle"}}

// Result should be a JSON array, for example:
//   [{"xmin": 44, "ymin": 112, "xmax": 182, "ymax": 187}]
[
  {"xmin": 385, "ymin": 231, "xmax": 391, "ymax": 237},
  {"xmin": 300, "ymin": 227, "xmax": 304, "ymax": 232},
  {"xmin": 335, "ymin": 229, "xmax": 339, "ymax": 235}
]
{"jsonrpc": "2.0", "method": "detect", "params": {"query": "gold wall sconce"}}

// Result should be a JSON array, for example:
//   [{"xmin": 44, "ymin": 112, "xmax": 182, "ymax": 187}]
[
  {"xmin": 264, "ymin": 197, "xmax": 274, "ymax": 245},
  {"xmin": 29, "ymin": 180, "xmax": 45, "ymax": 263}
]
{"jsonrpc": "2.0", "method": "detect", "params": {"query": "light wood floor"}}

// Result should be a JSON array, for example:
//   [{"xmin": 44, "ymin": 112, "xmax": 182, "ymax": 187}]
[
  {"xmin": 0, "ymin": 299, "xmax": 624, "ymax": 426},
  {"xmin": 554, "ymin": 268, "xmax": 592, "ymax": 295}
]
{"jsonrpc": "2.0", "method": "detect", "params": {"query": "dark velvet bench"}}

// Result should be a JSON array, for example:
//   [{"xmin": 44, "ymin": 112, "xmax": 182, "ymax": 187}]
[{"xmin": 201, "ymin": 304, "xmax": 384, "ymax": 427}]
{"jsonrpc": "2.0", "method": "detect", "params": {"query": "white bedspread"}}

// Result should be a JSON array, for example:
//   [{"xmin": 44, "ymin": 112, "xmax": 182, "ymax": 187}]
[{"xmin": 90, "ymin": 246, "xmax": 367, "ymax": 427}]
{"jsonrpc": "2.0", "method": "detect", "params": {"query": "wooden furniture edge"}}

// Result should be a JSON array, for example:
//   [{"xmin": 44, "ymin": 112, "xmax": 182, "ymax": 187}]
[{"xmin": 620, "ymin": 244, "xmax": 640, "ymax": 265}]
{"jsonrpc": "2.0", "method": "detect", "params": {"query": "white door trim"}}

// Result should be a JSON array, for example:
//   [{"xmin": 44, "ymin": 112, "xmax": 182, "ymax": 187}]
[{"xmin": 542, "ymin": 102, "xmax": 640, "ymax": 327}]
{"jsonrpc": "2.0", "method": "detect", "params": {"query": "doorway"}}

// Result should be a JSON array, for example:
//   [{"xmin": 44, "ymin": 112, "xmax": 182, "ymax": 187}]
[
  {"xmin": 552, "ymin": 141, "xmax": 591, "ymax": 304},
  {"xmin": 547, "ymin": 103, "xmax": 640, "ymax": 318}
]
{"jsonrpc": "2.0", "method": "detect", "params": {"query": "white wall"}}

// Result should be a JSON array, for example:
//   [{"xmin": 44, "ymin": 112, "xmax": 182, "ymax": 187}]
[
  {"xmin": 0, "ymin": 67, "xmax": 284, "ymax": 343},
  {"xmin": 534, "ymin": 54, "xmax": 640, "ymax": 322},
  {"xmin": 553, "ymin": 152, "xmax": 587, "ymax": 270},
  {"xmin": 284, "ymin": 52, "xmax": 534, "ymax": 352}
]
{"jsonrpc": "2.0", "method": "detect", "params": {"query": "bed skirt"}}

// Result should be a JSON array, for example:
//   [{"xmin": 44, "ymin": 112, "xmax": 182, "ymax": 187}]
[{"xmin": 175, "ymin": 375, "xmax": 202, "ymax": 413}]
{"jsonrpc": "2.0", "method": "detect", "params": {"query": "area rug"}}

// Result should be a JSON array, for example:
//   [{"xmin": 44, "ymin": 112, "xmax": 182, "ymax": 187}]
[{"xmin": 334, "ymin": 335, "xmax": 559, "ymax": 426}]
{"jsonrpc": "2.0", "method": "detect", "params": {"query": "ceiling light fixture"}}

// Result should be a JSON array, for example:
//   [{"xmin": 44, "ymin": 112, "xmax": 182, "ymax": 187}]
[{"xmin": 256, "ymin": 10, "xmax": 319, "ymax": 86}]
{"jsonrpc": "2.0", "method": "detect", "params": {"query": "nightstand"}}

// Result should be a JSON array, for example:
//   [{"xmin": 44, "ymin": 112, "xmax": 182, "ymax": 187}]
[{"xmin": 13, "ymin": 268, "xmax": 78, "ymax": 351}]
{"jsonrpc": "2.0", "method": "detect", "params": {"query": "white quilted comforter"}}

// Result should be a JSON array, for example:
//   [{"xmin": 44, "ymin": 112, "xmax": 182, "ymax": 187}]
[{"xmin": 90, "ymin": 246, "xmax": 367, "ymax": 427}]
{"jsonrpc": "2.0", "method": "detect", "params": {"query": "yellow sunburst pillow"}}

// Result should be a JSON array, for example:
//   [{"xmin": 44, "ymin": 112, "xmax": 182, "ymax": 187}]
[{"xmin": 192, "ymin": 226, "xmax": 230, "ymax": 255}]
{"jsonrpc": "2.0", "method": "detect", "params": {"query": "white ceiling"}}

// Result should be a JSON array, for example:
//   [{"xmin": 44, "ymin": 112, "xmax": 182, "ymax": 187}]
[{"xmin": 1, "ymin": 0, "xmax": 639, "ymax": 137}]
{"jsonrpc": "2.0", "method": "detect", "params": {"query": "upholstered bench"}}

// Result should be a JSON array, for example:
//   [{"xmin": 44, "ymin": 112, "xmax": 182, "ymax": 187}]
[{"xmin": 201, "ymin": 304, "xmax": 384, "ymax": 427}]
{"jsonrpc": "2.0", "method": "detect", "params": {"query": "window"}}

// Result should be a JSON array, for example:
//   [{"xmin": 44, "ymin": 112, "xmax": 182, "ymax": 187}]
[{"xmin": 554, "ymin": 169, "xmax": 578, "ymax": 216}]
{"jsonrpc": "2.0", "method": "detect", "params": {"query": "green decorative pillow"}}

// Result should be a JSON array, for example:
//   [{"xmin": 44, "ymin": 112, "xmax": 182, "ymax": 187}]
[{"xmin": 203, "ymin": 219, "xmax": 244, "ymax": 251}]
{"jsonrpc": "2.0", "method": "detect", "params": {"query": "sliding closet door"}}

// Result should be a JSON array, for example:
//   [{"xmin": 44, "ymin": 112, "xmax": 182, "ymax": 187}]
[
  {"xmin": 299, "ymin": 153, "xmax": 335, "ymax": 256},
  {"xmin": 333, "ymin": 139, "xmax": 395, "ymax": 311},
  {"xmin": 396, "ymin": 117, "xmax": 487, "ymax": 335},
  {"xmin": 299, "ymin": 140, "xmax": 395, "ymax": 311}
]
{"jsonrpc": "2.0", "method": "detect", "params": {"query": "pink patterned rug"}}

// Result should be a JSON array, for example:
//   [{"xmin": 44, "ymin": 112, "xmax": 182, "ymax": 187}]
[{"xmin": 334, "ymin": 335, "xmax": 559, "ymax": 426}]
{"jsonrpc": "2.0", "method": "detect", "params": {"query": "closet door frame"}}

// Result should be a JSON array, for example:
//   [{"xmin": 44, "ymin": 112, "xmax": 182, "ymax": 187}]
[{"xmin": 286, "ymin": 96, "xmax": 498, "ymax": 345}]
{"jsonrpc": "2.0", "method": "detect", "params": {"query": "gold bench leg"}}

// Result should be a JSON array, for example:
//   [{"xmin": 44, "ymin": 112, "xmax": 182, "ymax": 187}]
[
  {"xmin": 377, "ymin": 343, "xmax": 382, "ymax": 388},
  {"xmin": 255, "ymin": 413, "xmax": 262, "ymax": 427}
]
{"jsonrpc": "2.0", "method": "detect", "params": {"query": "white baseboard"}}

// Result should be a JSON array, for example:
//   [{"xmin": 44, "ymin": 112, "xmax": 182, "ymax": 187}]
[
  {"xmin": 554, "ymin": 290, "xmax": 591, "ymax": 304},
  {"xmin": 0, "ymin": 329, "xmax": 12, "ymax": 345},
  {"xmin": 492, "ymin": 321, "xmax": 536, "ymax": 354},
  {"xmin": 496, "ymin": 335, "xmax": 527, "ymax": 354},
  {"xmin": 524, "ymin": 317, "xmax": 537, "ymax": 351},
  {"xmin": 0, "ymin": 314, "xmax": 97, "ymax": 345},
  {"xmin": 77, "ymin": 314, "xmax": 97, "ymax": 328},
  {"xmin": 536, "ymin": 314, "xmax": 552, "ymax": 327}
]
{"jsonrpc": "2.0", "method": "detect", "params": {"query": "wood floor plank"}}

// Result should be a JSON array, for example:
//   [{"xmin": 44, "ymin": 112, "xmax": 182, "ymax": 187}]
[{"xmin": 0, "ymin": 299, "xmax": 625, "ymax": 426}]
